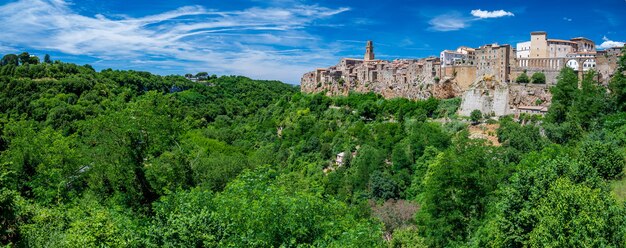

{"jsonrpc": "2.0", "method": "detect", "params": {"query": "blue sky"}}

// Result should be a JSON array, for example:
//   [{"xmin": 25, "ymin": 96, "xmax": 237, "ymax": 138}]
[{"xmin": 0, "ymin": 0, "xmax": 624, "ymax": 84}]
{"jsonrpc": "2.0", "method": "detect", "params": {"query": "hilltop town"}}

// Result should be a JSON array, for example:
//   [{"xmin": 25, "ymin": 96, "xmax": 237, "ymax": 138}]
[{"xmin": 301, "ymin": 31, "xmax": 624, "ymax": 116}]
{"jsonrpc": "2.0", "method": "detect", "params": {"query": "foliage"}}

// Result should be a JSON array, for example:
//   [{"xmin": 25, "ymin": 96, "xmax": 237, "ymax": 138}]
[
  {"xmin": 416, "ymin": 136, "xmax": 510, "ymax": 247},
  {"xmin": 0, "ymin": 51, "xmax": 625, "ymax": 247},
  {"xmin": 578, "ymin": 140, "xmax": 625, "ymax": 180},
  {"xmin": 516, "ymin": 72, "xmax": 530, "ymax": 83},
  {"xmin": 150, "ymin": 167, "xmax": 384, "ymax": 247},
  {"xmin": 470, "ymin": 109, "xmax": 482, "ymax": 123},
  {"xmin": 471, "ymin": 146, "xmax": 625, "ymax": 247},
  {"xmin": 497, "ymin": 116, "xmax": 547, "ymax": 159},
  {"xmin": 531, "ymin": 72, "xmax": 546, "ymax": 84},
  {"xmin": 389, "ymin": 226, "xmax": 427, "ymax": 248}
]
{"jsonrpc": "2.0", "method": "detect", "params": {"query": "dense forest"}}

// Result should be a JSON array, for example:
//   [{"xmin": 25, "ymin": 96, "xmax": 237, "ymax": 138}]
[{"xmin": 0, "ymin": 48, "xmax": 625, "ymax": 247}]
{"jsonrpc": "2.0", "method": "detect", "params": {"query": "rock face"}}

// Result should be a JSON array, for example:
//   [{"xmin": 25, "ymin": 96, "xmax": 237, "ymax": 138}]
[
  {"xmin": 508, "ymin": 84, "xmax": 552, "ymax": 107},
  {"xmin": 459, "ymin": 75, "xmax": 510, "ymax": 116},
  {"xmin": 458, "ymin": 76, "xmax": 553, "ymax": 117}
]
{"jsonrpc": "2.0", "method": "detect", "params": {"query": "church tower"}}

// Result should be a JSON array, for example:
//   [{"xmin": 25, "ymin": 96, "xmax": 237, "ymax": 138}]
[{"xmin": 364, "ymin": 40, "xmax": 375, "ymax": 61}]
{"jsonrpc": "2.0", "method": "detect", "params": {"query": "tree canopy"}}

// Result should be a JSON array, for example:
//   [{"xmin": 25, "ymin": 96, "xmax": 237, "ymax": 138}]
[{"xmin": 1, "ymin": 49, "xmax": 626, "ymax": 247}]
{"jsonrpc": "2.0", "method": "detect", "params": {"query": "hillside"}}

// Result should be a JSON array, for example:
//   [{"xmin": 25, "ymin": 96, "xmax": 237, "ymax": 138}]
[{"xmin": 1, "ymin": 50, "xmax": 626, "ymax": 247}]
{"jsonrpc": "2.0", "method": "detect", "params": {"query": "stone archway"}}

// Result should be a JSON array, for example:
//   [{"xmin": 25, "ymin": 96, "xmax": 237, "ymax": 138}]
[
  {"xmin": 566, "ymin": 57, "xmax": 596, "ymax": 84},
  {"xmin": 566, "ymin": 59, "xmax": 579, "ymax": 71}
]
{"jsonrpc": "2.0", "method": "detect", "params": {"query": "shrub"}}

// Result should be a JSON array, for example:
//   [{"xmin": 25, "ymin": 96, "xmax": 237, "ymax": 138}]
[
  {"xmin": 531, "ymin": 72, "xmax": 546, "ymax": 84},
  {"xmin": 516, "ymin": 73, "xmax": 530, "ymax": 83},
  {"xmin": 470, "ymin": 109, "xmax": 482, "ymax": 124}
]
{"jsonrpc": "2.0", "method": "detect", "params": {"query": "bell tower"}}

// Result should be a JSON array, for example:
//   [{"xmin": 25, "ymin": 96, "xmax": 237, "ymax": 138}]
[{"xmin": 364, "ymin": 40, "xmax": 375, "ymax": 61}]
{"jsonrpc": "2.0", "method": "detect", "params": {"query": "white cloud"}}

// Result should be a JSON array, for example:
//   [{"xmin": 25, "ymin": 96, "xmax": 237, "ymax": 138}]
[
  {"xmin": 429, "ymin": 9, "xmax": 514, "ymax": 32},
  {"xmin": 0, "ymin": 0, "xmax": 350, "ymax": 83},
  {"xmin": 598, "ymin": 36, "xmax": 625, "ymax": 49},
  {"xmin": 563, "ymin": 17, "xmax": 572, "ymax": 21},
  {"xmin": 428, "ymin": 14, "xmax": 469, "ymax": 31},
  {"xmin": 470, "ymin": 9, "xmax": 514, "ymax": 19}
]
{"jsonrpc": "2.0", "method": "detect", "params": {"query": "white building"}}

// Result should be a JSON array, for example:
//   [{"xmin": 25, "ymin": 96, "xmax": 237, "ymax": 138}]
[
  {"xmin": 440, "ymin": 50, "xmax": 465, "ymax": 67},
  {"xmin": 440, "ymin": 46, "xmax": 475, "ymax": 67},
  {"xmin": 516, "ymin": 41, "xmax": 531, "ymax": 58}
]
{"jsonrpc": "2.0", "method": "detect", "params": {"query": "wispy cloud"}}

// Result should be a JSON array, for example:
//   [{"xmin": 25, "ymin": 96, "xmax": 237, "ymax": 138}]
[
  {"xmin": 598, "ymin": 36, "xmax": 625, "ymax": 49},
  {"xmin": 428, "ymin": 9, "xmax": 514, "ymax": 32},
  {"xmin": 470, "ymin": 9, "xmax": 514, "ymax": 19},
  {"xmin": 563, "ymin": 17, "xmax": 572, "ymax": 22},
  {"xmin": 0, "ymin": 0, "xmax": 350, "ymax": 83},
  {"xmin": 428, "ymin": 13, "xmax": 469, "ymax": 31}
]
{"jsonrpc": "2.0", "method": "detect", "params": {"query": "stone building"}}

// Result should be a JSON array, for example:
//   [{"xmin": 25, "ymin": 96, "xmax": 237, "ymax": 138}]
[
  {"xmin": 301, "ymin": 41, "xmax": 448, "ymax": 100},
  {"xmin": 364, "ymin": 40, "xmax": 375, "ymax": 61},
  {"xmin": 475, "ymin": 43, "xmax": 512, "ymax": 83},
  {"xmin": 513, "ymin": 31, "xmax": 601, "ymax": 84},
  {"xmin": 596, "ymin": 46, "xmax": 624, "ymax": 85}
]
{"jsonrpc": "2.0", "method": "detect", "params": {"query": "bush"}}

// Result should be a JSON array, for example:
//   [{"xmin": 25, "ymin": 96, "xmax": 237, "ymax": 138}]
[
  {"xmin": 531, "ymin": 72, "xmax": 546, "ymax": 84},
  {"xmin": 516, "ymin": 72, "xmax": 530, "ymax": 83},
  {"xmin": 578, "ymin": 141, "xmax": 624, "ymax": 179},
  {"xmin": 470, "ymin": 109, "xmax": 482, "ymax": 124}
]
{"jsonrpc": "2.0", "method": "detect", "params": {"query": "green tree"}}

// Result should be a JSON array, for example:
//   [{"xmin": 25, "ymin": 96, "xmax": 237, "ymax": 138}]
[
  {"xmin": 516, "ymin": 72, "xmax": 530, "ymax": 83},
  {"xmin": 578, "ymin": 140, "xmax": 624, "ymax": 179},
  {"xmin": 195, "ymin": 72, "xmax": 209, "ymax": 80},
  {"xmin": 1, "ymin": 122, "xmax": 83, "ymax": 205},
  {"xmin": 390, "ymin": 227, "xmax": 427, "ymax": 248},
  {"xmin": 528, "ymin": 178, "xmax": 626, "ymax": 247},
  {"xmin": 19, "ymin": 196, "xmax": 144, "ymax": 247},
  {"xmin": 546, "ymin": 67, "xmax": 579, "ymax": 124},
  {"xmin": 497, "ymin": 116, "xmax": 546, "ymax": 154},
  {"xmin": 472, "ymin": 147, "xmax": 619, "ymax": 247},
  {"xmin": 609, "ymin": 45, "xmax": 626, "ymax": 111},
  {"xmin": 0, "ymin": 166, "xmax": 19, "ymax": 245},
  {"xmin": 369, "ymin": 170, "xmax": 399, "ymax": 200},
  {"xmin": 470, "ymin": 109, "xmax": 482, "ymax": 124},
  {"xmin": 531, "ymin": 72, "xmax": 546, "ymax": 84},
  {"xmin": 417, "ymin": 136, "xmax": 508, "ymax": 247},
  {"xmin": 79, "ymin": 92, "xmax": 180, "ymax": 208},
  {"xmin": 568, "ymin": 71, "xmax": 608, "ymax": 130},
  {"xmin": 18, "ymin": 52, "xmax": 30, "ymax": 65},
  {"xmin": 150, "ymin": 167, "xmax": 384, "ymax": 247},
  {"xmin": 1, "ymin": 54, "xmax": 18, "ymax": 66},
  {"xmin": 349, "ymin": 145, "xmax": 385, "ymax": 192},
  {"xmin": 44, "ymin": 54, "xmax": 52, "ymax": 64}
]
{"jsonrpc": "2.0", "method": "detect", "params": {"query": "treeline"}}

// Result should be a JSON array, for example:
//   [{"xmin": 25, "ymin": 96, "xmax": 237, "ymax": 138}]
[{"xmin": 0, "ymin": 47, "xmax": 625, "ymax": 247}]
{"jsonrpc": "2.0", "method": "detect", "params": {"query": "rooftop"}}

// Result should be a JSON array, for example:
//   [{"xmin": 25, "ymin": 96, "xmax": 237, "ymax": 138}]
[
  {"xmin": 547, "ymin": 39, "xmax": 576, "ymax": 44},
  {"xmin": 518, "ymin": 106, "xmax": 548, "ymax": 111}
]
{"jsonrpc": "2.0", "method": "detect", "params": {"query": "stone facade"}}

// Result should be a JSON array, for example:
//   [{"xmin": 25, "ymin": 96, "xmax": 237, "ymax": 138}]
[
  {"xmin": 475, "ymin": 44, "xmax": 512, "ymax": 83},
  {"xmin": 301, "ymin": 42, "xmax": 448, "ymax": 100}
]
